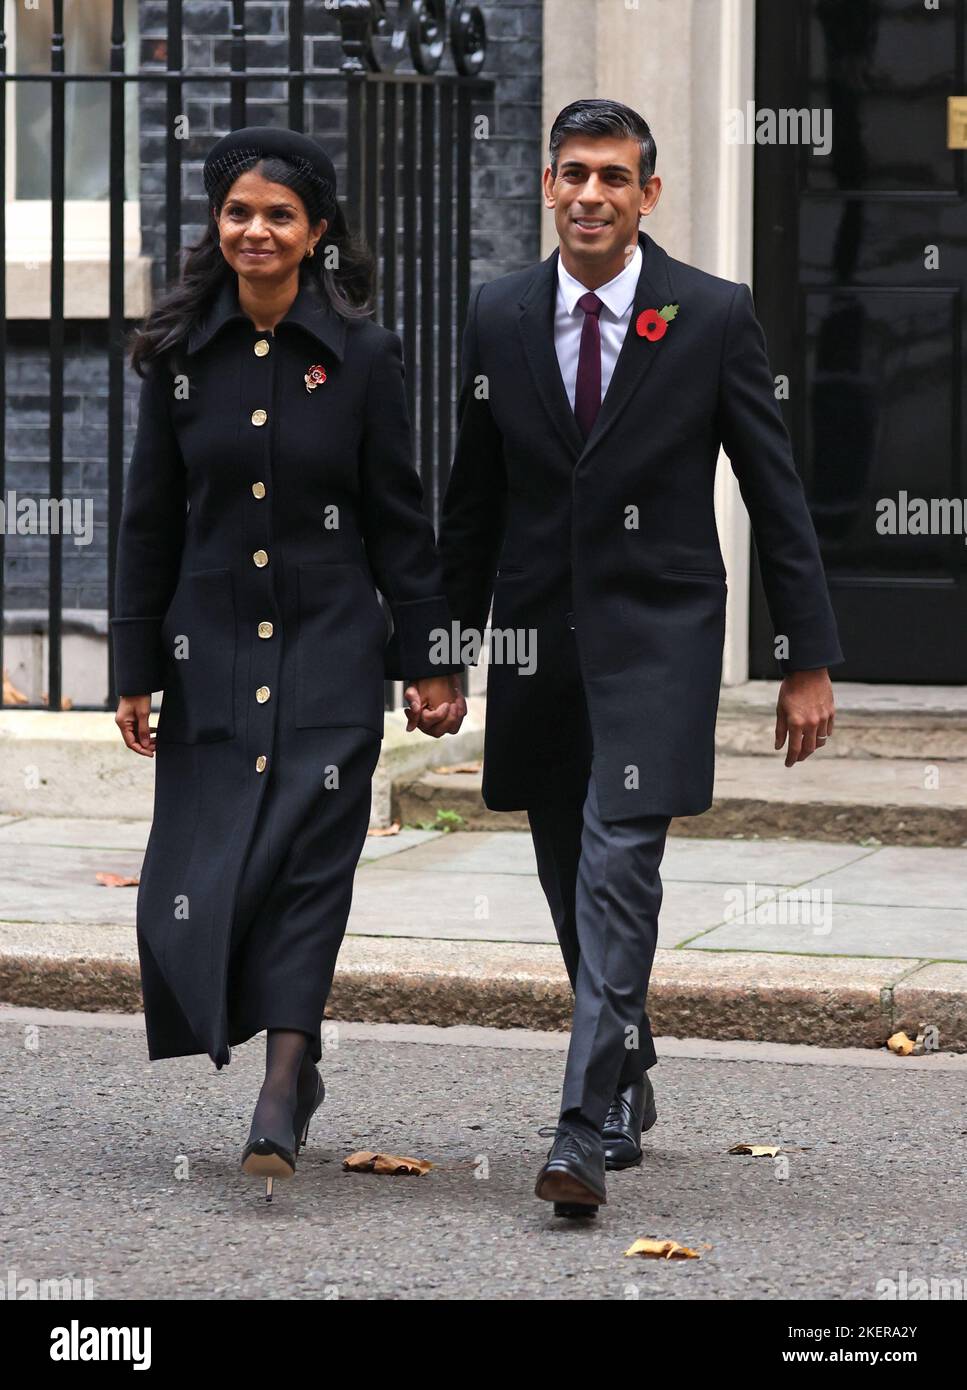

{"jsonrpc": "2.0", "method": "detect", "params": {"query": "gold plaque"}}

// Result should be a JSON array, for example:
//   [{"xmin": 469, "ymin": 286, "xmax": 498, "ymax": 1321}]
[{"xmin": 948, "ymin": 96, "xmax": 967, "ymax": 149}]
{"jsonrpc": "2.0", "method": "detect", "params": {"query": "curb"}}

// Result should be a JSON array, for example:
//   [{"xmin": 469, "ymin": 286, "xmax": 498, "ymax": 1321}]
[{"xmin": 3, "ymin": 937, "xmax": 964, "ymax": 1053}]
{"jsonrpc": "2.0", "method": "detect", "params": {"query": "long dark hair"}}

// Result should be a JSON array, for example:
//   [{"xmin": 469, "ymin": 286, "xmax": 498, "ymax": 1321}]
[{"xmin": 127, "ymin": 153, "xmax": 375, "ymax": 378}]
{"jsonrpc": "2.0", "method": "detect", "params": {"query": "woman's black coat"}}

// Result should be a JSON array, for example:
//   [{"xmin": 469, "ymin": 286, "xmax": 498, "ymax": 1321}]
[{"xmin": 111, "ymin": 272, "xmax": 454, "ymax": 1066}]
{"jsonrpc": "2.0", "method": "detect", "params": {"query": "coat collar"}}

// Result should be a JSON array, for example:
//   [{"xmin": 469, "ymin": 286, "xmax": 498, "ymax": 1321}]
[
  {"xmin": 517, "ymin": 229, "xmax": 675, "ymax": 462},
  {"xmin": 185, "ymin": 272, "xmax": 348, "ymax": 361}
]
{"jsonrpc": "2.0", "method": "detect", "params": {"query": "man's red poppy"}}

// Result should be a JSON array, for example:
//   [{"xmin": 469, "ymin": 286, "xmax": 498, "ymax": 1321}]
[{"xmin": 636, "ymin": 309, "xmax": 668, "ymax": 341}]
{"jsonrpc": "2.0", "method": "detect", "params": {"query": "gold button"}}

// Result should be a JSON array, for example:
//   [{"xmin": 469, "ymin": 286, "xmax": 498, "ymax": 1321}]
[
  {"xmin": 256, "ymin": 685, "xmax": 271, "ymax": 703},
  {"xmin": 253, "ymin": 549, "xmax": 268, "ymax": 567},
  {"xmin": 251, "ymin": 408, "xmax": 268, "ymax": 426},
  {"xmin": 255, "ymin": 755, "xmax": 267, "ymax": 772},
  {"xmin": 251, "ymin": 481, "xmax": 266, "ymax": 499},
  {"xmin": 254, "ymin": 339, "xmax": 270, "ymax": 357},
  {"xmin": 258, "ymin": 621, "xmax": 273, "ymax": 639}
]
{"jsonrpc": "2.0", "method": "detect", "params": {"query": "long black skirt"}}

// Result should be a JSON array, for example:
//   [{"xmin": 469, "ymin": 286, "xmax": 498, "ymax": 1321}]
[{"xmin": 224, "ymin": 724, "xmax": 381, "ymax": 1066}]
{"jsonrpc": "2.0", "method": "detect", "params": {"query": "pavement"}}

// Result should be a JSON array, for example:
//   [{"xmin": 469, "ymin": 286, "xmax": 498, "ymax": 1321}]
[
  {"xmin": 2, "ymin": 1009, "xmax": 966, "ymax": 1300},
  {"xmin": 1, "ymin": 812, "xmax": 966, "ymax": 1050}
]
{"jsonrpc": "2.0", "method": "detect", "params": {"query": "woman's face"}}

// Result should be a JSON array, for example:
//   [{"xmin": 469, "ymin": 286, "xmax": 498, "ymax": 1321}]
[{"xmin": 214, "ymin": 168, "xmax": 326, "ymax": 283}]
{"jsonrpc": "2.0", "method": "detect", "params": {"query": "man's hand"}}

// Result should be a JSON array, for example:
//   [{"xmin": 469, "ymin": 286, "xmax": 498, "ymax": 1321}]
[
  {"xmin": 116, "ymin": 694, "xmax": 156, "ymax": 756},
  {"xmin": 402, "ymin": 674, "xmax": 467, "ymax": 739},
  {"xmin": 775, "ymin": 668, "xmax": 834, "ymax": 767}
]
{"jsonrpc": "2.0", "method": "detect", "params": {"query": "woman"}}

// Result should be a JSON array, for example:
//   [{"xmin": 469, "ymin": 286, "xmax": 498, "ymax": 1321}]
[{"xmin": 113, "ymin": 126, "xmax": 466, "ymax": 1200}]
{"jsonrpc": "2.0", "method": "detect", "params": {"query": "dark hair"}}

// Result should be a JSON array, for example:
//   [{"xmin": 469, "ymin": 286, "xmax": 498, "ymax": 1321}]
[
  {"xmin": 127, "ymin": 153, "xmax": 375, "ymax": 378},
  {"xmin": 549, "ymin": 98, "xmax": 657, "ymax": 188}
]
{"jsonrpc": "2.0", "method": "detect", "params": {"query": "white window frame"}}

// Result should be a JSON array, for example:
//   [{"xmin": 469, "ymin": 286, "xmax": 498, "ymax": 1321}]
[{"xmin": 3, "ymin": 0, "xmax": 151, "ymax": 318}]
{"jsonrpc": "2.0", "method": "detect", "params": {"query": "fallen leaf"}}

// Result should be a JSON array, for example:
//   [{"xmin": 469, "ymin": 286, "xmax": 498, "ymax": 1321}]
[
  {"xmin": 728, "ymin": 1143, "xmax": 781, "ymax": 1157},
  {"xmin": 887, "ymin": 1030, "xmax": 916, "ymax": 1056},
  {"xmin": 2, "ymin": 669, "xmax": 29, "ymax": 705},
  {"xmin": 343, "ymin": 1149, "xmax": 432, "ymax": 1175},
  {"xmin": 624, "ymin": 1238, "xmax": 703, "ymax": 1260},
  {"xmin": 433, "ymin": 762, "xmax": 482, "ymax": 775},
  {"xmin": 367, "ymin": 822, "xmax": 401, "ymax": 838},
  {"xmin": 95, "ymin": 872, "xmax": 140, "ymax": 888}
]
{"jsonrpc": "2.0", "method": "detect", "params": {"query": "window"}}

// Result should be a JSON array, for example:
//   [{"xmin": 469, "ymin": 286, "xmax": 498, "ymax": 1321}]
[{"xmin": 3, "ymin": 0, "xmax": 146, "ymax": 313}]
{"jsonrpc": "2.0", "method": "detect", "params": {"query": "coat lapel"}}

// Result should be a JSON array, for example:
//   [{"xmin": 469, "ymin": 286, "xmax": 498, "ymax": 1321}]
[
  {"xmin": 186, "ymin": 273, "xmax": 347, "ymax": 361},
  {"xmin": 517, "ymin": 251, "xmax": 585, "ymax": 458},
  {"xmin": 578, "ymin": 230, "xmax": 676, "ymax": 463},
  {"xmin": 516, "ymin": 230, "xmax": 678, "ymax": 465}
]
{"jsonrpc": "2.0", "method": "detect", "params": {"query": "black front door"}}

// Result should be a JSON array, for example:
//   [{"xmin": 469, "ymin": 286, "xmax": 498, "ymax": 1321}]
[{"xmin": 752, "ymin": 0, "xmax": 967, "ymax": 681}]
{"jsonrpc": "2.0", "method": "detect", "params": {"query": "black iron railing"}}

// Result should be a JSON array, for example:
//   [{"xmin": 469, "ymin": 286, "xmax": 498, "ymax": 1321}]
[{"xmin": 0, "ymin": 0, "xmax": 491, "ymax": 712}]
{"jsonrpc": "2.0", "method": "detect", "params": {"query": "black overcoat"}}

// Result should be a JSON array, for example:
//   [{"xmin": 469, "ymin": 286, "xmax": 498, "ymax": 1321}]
[
  {"xmin": 112, "ymin": 272, "xmax": 455, "ymax": 1067},
  {"xmin": 438, "ymin": 230, "xmax": 844, "ymax": 822}
]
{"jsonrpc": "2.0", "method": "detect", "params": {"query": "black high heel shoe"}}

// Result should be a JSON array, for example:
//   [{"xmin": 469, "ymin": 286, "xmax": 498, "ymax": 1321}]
[{"xmin": 294, "ymin": 1070, "xmax": 325, "ymax": 1153}]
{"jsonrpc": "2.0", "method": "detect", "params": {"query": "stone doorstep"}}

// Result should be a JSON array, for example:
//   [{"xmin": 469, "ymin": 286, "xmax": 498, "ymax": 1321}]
[
  {"xmin": 394, "ymin": 760, "xmax": 967, "ymax": 846},
  {"xmin": 1, "ymin": 935, "xmax": 964, "ymax": 1051},
  {"xmin": 0, "ymin": 705, "xmax": 486, "ymax": 828}
]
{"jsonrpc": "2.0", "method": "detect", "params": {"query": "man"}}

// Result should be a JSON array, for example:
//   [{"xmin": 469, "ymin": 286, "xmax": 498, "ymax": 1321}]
[{"xmin": 435, "ymin": 99, "xmax": 842, "ymax": 1216}]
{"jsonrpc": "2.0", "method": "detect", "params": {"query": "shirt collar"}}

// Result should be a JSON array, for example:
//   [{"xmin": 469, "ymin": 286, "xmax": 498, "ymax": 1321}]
[
  {"xmin": 556, "ymin": 241, "xmax": 642, "ymax": 319},
  {"xmin": 185, "ymin": 272, "xmax": 347, "ymax": 361}
]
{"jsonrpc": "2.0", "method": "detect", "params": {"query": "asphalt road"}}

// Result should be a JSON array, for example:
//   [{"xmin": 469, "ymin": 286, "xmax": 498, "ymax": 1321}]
[{"xmin": 2, "ymin": 1009, "xmax": 966, "ymax": 1301}]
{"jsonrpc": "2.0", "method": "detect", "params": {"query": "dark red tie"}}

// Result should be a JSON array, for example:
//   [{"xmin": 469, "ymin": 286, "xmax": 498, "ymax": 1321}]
[{"xmin": 574, "ymin": 290, "xmax": 604, "ymax": 440}]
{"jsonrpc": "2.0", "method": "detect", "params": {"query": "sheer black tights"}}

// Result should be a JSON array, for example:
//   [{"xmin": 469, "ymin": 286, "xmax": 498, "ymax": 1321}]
[{"xmin": 246, "ymin": 1029, "xmax": 318, "ymax": 1148}]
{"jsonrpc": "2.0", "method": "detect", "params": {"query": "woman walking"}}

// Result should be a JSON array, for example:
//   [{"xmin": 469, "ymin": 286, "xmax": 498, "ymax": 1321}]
[{"xmin": 113, "ymin": 127, "xmax": 465, "ymax": 1199}]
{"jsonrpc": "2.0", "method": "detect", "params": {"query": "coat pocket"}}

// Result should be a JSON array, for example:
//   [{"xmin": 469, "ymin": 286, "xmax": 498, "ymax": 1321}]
[
  {"xmin": 295, "ymin": 561, "xmax": 387, "ymax": 731},
  {"xmin": 660, "ymin": 567, "xmax": 728, "ymax": 583},
  {"xmin": 157, "ymin": 569, "xmax": 237, "ymax": 744}
]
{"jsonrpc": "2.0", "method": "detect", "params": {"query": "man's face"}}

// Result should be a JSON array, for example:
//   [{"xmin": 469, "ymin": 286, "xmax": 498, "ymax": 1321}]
[{"xmin": 543, "ymin": 134, "xmax": 660, "ymax": 272}]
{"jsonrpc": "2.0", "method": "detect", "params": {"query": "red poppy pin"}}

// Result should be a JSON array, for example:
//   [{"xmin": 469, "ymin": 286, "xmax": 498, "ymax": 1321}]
[
  {"xmin": 305, "ymin": 364, "xmax": 327, "ymax": 391},
  {"xmin": 636, "ymin": 304, "xmax": 679, "ymax": 342}
]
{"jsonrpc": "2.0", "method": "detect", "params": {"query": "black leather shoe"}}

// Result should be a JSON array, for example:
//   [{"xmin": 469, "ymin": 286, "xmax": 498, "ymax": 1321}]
[
  {"xmin": 602, "ymin": 1073, "xmax": 657, "ymax": 1171},
  {"xmin": 535, "ymin": 1123, "xmax": 607, "ymax": 1216}
]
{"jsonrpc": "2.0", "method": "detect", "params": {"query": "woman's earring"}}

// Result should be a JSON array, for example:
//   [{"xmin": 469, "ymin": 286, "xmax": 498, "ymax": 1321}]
[{"xmin": 305, "ymin": 245, "xmax": 314, "ymax": 259}]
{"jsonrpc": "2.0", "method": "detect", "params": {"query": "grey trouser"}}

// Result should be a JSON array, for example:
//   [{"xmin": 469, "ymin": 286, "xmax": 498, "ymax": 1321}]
[{"xmin": 528, "ymin": 770, "xmax": 671, "ymax": 1128}]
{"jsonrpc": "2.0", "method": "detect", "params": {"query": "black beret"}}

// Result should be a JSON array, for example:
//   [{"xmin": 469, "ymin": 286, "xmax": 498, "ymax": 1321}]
[{"xmin": 203, "ymin": 126, "xmax": 337, "ymax": 213}]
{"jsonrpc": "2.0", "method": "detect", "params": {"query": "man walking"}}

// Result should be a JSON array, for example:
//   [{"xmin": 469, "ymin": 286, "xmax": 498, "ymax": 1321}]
[{"xmin": 437, "ymin": 99, "xmax": 842, "ymax": 1215}]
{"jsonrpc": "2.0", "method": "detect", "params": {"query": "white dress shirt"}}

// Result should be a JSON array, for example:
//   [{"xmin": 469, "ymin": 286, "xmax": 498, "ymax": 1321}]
[{"xmin": 553, "ymin": 243, "xmax": 642, "ymax": 412}]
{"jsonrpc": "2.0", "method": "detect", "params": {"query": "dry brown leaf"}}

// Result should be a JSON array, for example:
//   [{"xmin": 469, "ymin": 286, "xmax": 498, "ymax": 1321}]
[
  {"xmin": 2, "ymin": 669, "xmax": 29, "ymax": 705},
  {"xmin": 367, "ymin": 822, "xmax": 401, "ymax": 838},
  {"xmin": 432, "ymin": 762, "xmax": 482, "ymax": 775},
  {"xmin": 728, "ymin": 1143, "xmax": 781, "ymax": 1157},
  {"xmin": 95, "ymin": 871, "xmax": 140, "ymax": 888},
  {"xmin": 624, "ymin": 1238, "xmax": 702, "ymax": 1260},
  {"xmin": 887, "ymin": 1030, "xmax": 916, "ymax": 1056},
  {"xmin": 343, "ymin": 1149, "xmax": 432, "ymax": 1175}
]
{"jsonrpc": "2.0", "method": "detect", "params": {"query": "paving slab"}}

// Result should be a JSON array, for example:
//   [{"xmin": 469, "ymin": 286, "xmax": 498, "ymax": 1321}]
[
  {"xmin": 689, "ymin": 899, "xmax": 967, "ymax": 961},
  {"xmin": 803, "ymin": 844, "xmax": 967, "ymax": 910},
  {"xmin": 0, "ymin": 816, "xmax": 152, "ymax": 850}
]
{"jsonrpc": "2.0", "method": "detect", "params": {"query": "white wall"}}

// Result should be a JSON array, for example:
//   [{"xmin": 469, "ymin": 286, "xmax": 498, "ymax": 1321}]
[{"xmin": 541, "ymin": 0, "xmax": 757, "ymax": 683}]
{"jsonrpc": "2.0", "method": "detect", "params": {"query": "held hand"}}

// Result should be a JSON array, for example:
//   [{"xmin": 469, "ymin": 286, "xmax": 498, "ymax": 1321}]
[
  {"xmin": 402, "ymin": 674, "xmax": 467, "ymax": 738},
  {"xmin": 775, "ymin": 668, "xmax": 835, "ymax": 768},
  {"xmin": 116, "ymin": 694, "xmax": 156, "ymax": 756}
]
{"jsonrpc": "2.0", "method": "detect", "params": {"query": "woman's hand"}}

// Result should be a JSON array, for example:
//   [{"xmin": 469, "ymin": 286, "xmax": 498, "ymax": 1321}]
[
  {"xmin": 116, "ymin": 695, "xmax": 156, "ymax": 756},
  {"xmin": 402, "ymin": 674, "xmax": 466, "ymax": 738}
]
